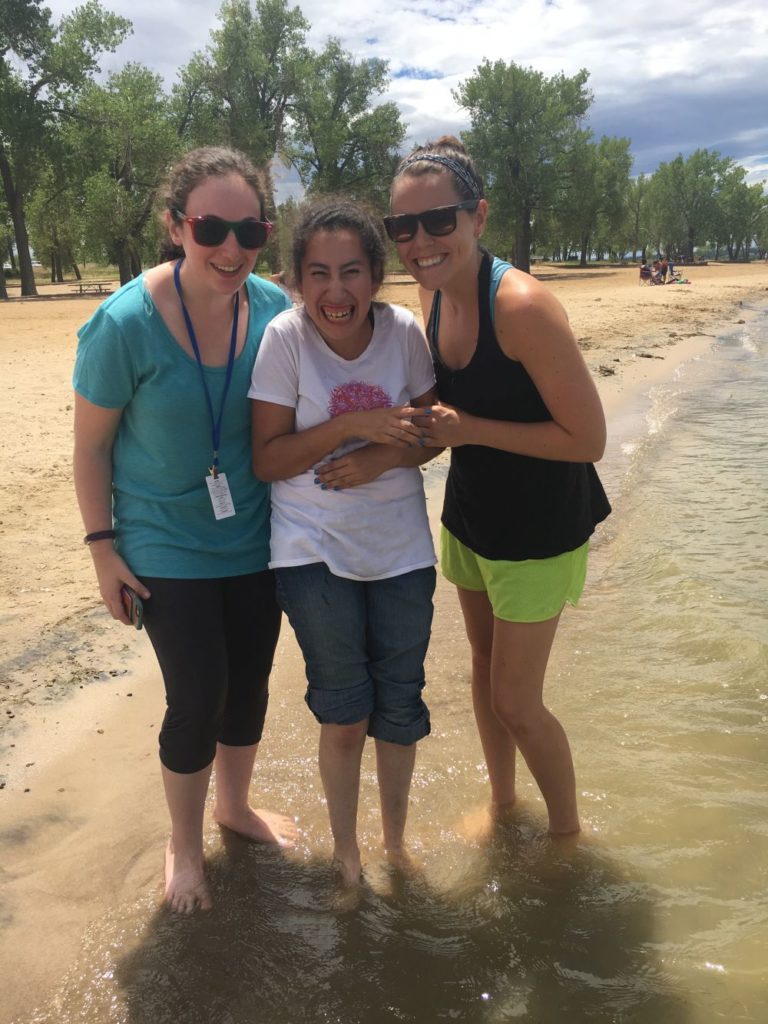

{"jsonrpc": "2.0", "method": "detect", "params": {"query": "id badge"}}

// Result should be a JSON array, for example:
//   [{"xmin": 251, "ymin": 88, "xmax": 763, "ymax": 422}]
[{"xmin": 206, "ymin": 472, "xmax": 236, "ymax": 520}]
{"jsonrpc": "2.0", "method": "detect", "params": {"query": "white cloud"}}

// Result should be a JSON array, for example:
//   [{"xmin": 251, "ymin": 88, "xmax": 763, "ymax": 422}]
[{"xmin": 38, "ymin": 0, "xmax": 767, "ymax": 188}]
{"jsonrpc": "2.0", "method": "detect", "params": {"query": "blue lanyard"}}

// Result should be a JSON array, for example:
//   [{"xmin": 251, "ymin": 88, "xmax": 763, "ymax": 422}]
[{"xmin": 173, "ymin": 259, "xmax": 239, "ymax": 477}]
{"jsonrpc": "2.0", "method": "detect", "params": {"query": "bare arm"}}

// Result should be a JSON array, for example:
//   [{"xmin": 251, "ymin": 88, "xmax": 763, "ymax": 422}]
[
  {"xmin": 73, "ymin": 393, "xmax": 150, "ymax": 623},
  {"xmin": 251, "ymin": 400, "xmax": 424, "ymax": 483},
  {"xmin": 415, "ymin": 272, "xmax": 606, "ymax": 463}
]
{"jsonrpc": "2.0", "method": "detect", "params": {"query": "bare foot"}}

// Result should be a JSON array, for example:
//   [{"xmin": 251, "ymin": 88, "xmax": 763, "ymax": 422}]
[
  {"xmin": 457, "ymin": 799, "xmax": 539, "ymax": 843},
  {"xmin": 548, "ymin": 823, "xmax": 581, "ymax": 839},
  {"xmin": 213, "ymin": 805, "xmax": 297, "ymax": 847},
  {"xmin": 332, "ymin": 846, "xmax": 362, "ymax": 886},
  {"xmin": 164, "ymin": 840, "xmax": 212, "ymax": 914},
  {"xmin": 383, "ymin": 844, "xmax": 419, "ymax": 876}
]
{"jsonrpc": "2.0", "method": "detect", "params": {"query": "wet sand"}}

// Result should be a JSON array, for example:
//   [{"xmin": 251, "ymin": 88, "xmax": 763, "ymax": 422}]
[{"xmin": 1, "ymin": 261, "xmax": 767, "ymax": 1021}]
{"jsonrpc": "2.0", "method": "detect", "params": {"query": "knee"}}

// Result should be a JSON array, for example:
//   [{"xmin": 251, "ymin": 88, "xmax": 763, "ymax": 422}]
[
  {"xmin": 470, "ymin": 648, "xmax": 492, "ymax": 680},
  {"xmin": 491, "ymin": 691, "xmax": 545, "ymax": 740},
  {"xmin": 160, "ymin": 690, "xmax": 227, "ymax": 773},
  {"xmin": 324, "ymin": 721, "xmax": 368, "ymax": 752}
]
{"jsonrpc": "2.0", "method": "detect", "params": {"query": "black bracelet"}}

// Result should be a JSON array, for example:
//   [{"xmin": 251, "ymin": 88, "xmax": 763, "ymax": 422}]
[{"xmin": 84, "ymin": 530, "xmax": 116, "ymax": 545}]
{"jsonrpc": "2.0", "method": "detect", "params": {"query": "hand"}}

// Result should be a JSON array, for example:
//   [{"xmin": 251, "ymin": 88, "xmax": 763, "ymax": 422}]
[
  {"xmin": 412, "ymin": 402, "xmax": 470, "ymax": 447},
  {"xmin": 89, "ymin": 544, "xmax": 151, "ymax": 626},
  {"xmin": 315, "ymin": 446, "xmax": 399, "ymax": 490},
  {"xmin": 348, "ymin": 405, "xmax": 422, "ymax": 447}
]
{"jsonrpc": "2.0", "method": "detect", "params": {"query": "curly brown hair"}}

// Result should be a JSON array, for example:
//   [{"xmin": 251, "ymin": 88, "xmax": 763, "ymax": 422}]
[{"xmin": 291, "ymin": 196, "xmax": 387, "ymax": 287}]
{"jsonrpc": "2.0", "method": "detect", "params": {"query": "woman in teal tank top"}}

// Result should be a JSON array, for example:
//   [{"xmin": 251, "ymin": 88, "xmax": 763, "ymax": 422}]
[
  {"xmin": 73, "ymin": 147, "xmax": 295, "ymax": 913},
  {"xmin": 386, "ymin": 136, "xmax": 610, "ymax": 839}
]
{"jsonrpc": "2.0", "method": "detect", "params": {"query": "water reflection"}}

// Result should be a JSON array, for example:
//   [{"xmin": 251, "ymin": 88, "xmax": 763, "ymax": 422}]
[{"xmin": 32, "ymin": 824, "xmax": 688, "ymax": 1024}]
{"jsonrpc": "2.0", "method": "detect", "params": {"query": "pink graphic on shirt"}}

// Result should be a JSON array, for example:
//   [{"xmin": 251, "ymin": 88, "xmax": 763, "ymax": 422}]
[{"xmin": 328, "ymin": 380, "xmax": 392, "ymax": 417}]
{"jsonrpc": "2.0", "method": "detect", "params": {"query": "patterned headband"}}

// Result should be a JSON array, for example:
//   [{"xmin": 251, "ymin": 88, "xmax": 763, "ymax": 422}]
[{"xmin": 397, "ymin": 153, "xmax": 482, "ymax": 199}]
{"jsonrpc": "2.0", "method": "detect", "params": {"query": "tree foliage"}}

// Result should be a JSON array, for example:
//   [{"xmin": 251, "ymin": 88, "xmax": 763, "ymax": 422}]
[
  {"xmin": 455, "ymin": 61, "xmax": 592, "ymax": 272},
  {"xmin": 284, "ymin": 38, "xmax": 406, "ymax": 209},
  {"xmin": 0, "ymin": 0, "xmax": 130, "ymax": 293}
]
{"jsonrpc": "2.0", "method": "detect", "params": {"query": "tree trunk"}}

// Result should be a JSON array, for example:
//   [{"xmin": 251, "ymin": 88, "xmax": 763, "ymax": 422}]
[
  {"xmin": 0, "ymin": 263, "xmax": 8, "ymax": 300},
  {"xmin": 514, "ymin": 209, "xmax": 533, "ymax": 274},
  {"xmin": 0, "ymin": 145, "xmax": 38, "ymax": 297},
  {"xmin": 117, "ymin": 243, "xmax": 132, "ymax": 286},
  {"xmin": 50, "ymin": 251, "xmax": 56, "ymax": 283},
  {"xmin": 579, "ymin": 234, "xmax": 590, "ymax": 267},
  {"xmin": 685, "ymin": 227, "xmax": 695, "ymax": 263},
  {"xmin": 129, "ymin": 244, "xmax": 142, "ymax": 278}
]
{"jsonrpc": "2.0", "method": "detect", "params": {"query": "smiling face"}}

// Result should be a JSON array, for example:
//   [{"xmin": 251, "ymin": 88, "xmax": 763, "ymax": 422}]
[
  {"xmin": 298, "ymin": 228, "xmax": 381, "ymax": 354},
  {"xmin": 389, "ymin": 171, "xmax": 487, "ymax": 290},
  {"xmin": 167, "ymin": 173, "xmax": 265, "ymax": 297}
]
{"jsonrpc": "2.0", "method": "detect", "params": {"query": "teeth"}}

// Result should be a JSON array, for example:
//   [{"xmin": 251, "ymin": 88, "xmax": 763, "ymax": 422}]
[
  {"xmin": 213, "ymin": 263, "xmax": 240, "ymax": 273},
  {"xmin": 415, "ymin": 254, "xmax": 445, "ymax": 268},
  {"xmin": 322, "ymin": 306, "xmax": 353, "ymax": 321}
]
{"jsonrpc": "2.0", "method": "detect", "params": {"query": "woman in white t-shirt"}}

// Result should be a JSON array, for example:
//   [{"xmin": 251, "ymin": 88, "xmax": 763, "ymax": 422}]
[{"xmin": 250, "ymin": 198, "xmax": 437, "ymax": 884}]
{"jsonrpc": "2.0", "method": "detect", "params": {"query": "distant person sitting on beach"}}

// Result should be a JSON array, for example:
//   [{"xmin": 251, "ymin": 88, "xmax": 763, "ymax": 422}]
[
  {"xmin": 250, "ymin": 197, "xmax": 437, "ymax": 884},
  {"xmin": 387, "ymin": 136, "xmax": 611, "ymax": 837},
  {"xmin": 639, "ymin": 261, "xmax": 653, "ymax": 285},
  {"xmin": 73, "ymin": 146, "xmax": 296, "ymax": 914}
]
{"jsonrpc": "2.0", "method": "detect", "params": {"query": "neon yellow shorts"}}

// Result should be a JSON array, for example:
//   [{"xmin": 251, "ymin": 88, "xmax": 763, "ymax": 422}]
[{"xmin": 440, "ymin": 526, "xmax": 589, "ymax": 623}]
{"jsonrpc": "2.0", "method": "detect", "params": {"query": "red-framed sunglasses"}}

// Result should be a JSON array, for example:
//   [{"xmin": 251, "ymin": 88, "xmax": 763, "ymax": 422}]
[{"xmin": 174, "ymin": 211, "xmax": 273, "ymax": 249}]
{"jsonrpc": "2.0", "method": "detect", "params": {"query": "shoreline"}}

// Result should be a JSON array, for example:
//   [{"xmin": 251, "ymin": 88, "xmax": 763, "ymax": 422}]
[{"xmin": 1, "ymin": 262, "xmax": 767, "ymax": 1022}]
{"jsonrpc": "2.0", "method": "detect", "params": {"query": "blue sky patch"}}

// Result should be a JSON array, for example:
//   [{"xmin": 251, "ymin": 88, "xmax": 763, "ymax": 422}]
[{"xmin": 394, "ymin": 66, "xmax": 445, "ymax": 81}]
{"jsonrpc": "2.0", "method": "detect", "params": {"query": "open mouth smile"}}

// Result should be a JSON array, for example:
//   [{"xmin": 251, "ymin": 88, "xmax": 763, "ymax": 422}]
[
  {"xmin": 321, "ymin": 304, "xmax": 354, "ymax": 322},
  {"xmin": 414, "ymin": 254, "xmax": 446, "ymax": 269}
]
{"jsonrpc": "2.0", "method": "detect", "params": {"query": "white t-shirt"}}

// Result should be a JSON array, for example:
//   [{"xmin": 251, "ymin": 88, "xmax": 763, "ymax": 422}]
[{"xmin": 249, "ymin": 302, "xmax": 437, "ymax": 581}]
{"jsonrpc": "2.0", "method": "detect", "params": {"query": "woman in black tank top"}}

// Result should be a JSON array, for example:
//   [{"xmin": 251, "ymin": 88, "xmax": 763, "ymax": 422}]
[{"xmin": 386, "ymin": 136, "xmax": 610, "ymax": 838}]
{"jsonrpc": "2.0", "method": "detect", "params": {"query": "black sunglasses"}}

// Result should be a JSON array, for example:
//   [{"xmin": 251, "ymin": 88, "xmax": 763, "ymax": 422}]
[
  {"xmin": 383, "ymin": 200, "xmax": 480, "ymax": 243},
  {"xmin": 174, "ymin": 212, "xmax": 273, "ymax": 249}
]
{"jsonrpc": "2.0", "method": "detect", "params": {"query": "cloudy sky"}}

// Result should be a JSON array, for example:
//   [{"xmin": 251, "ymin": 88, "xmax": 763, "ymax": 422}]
[{"xmin": 45, "ymin": 0, "xmax": 768, "ymax": 197}]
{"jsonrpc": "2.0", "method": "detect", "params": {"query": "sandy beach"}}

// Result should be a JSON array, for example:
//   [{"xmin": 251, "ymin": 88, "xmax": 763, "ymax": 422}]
[{"xmin": 1, "ymin": 260, "xmax": 767, "ymax": 1021}]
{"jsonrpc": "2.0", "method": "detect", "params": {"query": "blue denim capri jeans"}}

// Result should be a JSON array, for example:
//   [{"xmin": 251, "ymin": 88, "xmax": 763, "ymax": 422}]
[{"xmin": 275, "ymin": 563, "xmax": 435, "ymax": 746}]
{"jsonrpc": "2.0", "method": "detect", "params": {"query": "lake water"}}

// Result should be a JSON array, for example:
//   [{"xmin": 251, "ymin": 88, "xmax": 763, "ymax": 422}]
[{"xmin": 19, "ymin": 306, "xmax": 768, "ymax": 1023}]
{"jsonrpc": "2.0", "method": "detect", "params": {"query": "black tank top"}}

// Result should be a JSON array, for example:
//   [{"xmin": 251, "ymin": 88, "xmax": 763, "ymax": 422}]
[{"xmin": 427, "ymin": 251, "xmax": 611, "ymax": 561}]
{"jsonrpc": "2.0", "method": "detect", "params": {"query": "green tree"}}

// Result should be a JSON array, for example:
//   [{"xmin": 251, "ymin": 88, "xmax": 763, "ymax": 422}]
[
  {"xmin": 454, "ymin": 61, "xmax": 592, "ymax": 273},
  {"xmin": 623, "ymin": 173, "xmax": 654, "ymax": 260},
  {"xmin": 26, "ymin": 162, "xmax": 84, "ymax": 281},
  {"xmin": 174, "ymin": 0, "xmax": 308, "ymax": 271},
  {"xmin": 0, "ymin": 196, "xmax": 13, "ymax": 299},
  {"xmin": 284, "ymin": 38, "xmax": 406, "ymax": 208},
  {"xmin": 0, "ymin": 0, "xmax": 130, "ymax": 296},
  {"xmin": 712, "ymin": 167, "xmax": 767, "ymax": 260},
  {"xmin": 648, "ymin": 149, "xmax": 732, "ymax": 261},
  {"xmin": 177, "ymin": 0, "xmax": 307, "ymax": 169},
  {"xmin": 66, "ymin": 63, "xmax": 180, "ymax": 283},
  {"xmin": 557, "ymin": 133, "xmax": 632, "ymax": 265},
  {"xmin": 755, "ymin": 197, "xmax": 768, "ymax": 258}
]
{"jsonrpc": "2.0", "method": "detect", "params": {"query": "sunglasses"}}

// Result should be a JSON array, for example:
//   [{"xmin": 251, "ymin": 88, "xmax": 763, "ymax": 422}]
[
  {"xmin": 383, "ymin": 200, "xmax": 480, "ymax": 243},
  {"xmin": 174, "ymin": 212, "xmax": 273, "ymax": 249}
]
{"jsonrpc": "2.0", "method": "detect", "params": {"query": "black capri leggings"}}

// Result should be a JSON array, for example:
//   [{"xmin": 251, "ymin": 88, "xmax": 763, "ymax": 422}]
[{"xmin": 139, "ymin": 571, "xmax": 281, "ymax": 775}]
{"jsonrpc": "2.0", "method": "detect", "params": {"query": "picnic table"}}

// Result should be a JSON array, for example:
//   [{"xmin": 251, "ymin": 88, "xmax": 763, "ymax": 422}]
[{"xmin": 71, "ymin": 280, "xmax": 113, "ymax": 296}]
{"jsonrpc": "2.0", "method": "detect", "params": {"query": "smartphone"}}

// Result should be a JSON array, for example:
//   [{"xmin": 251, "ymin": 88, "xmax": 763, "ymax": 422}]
[{"xmin": 121, "ymin": 585, "xmax": 144, "ymax": 630}]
